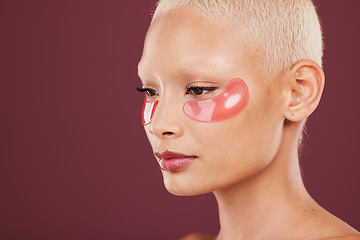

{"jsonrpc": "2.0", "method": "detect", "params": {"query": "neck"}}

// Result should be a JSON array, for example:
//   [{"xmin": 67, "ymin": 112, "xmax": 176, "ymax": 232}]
[{"xmin": 214, "ymin": 124, "xmax": 317, "ymax": 240}]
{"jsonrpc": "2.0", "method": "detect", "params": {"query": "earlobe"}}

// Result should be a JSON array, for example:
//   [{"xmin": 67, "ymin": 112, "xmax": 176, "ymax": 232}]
[{"xmin": 284, "ymin": 60, "xmax": 325, "ymax": 122}]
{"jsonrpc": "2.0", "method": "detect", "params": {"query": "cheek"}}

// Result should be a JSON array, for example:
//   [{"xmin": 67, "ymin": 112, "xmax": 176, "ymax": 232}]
[
  {"xmin": 183, "ymin": 78, "xmax": 249, "ymax": 122},
  {"xmin": 142, "ymin": 99, "xmax": 158, "ymax": 125}
]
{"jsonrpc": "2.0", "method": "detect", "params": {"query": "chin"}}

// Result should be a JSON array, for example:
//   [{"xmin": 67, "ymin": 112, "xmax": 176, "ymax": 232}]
[
  {"xmin": 162, "ymin": 172, "xmax": 215, "ymax": 196},
  {"xmin": 165, "ymin": 185, "xmax": 207, "ymax": 196}
]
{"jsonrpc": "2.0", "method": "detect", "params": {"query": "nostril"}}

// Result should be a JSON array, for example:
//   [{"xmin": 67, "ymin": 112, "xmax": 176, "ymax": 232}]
[{"xmin": 162, "ymin": 131, "xmax": 174, "ymax": 136}]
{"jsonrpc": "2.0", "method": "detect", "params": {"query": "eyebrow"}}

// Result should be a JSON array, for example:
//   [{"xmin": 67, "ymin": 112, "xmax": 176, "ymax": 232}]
[
  {"xmin": 137, "ymin": 62, "xmax": 150, "ymax": 82},
  {"xmin": 175, "ymin": 60, "xmax": 223, "ymax": 80}
]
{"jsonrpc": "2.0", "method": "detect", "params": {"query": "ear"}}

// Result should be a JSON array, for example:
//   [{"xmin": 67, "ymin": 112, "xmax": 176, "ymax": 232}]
[{"xmin": 283, "ymin": 60, "xmax": 325, "ymax": 122}]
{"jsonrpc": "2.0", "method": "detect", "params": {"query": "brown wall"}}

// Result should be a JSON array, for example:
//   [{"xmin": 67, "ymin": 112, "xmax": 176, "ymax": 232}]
[
  {"xmin": 0, "ymin": 0, "xmax": 359, "ymax": 239},
  {"xmin": 301, "ymin": 0, "xmax": 360, "ymax": 231}
]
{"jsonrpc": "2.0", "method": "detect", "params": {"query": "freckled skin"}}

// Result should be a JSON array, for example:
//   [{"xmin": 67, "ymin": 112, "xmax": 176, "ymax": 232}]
[
  {"xmin": 138, "ymin": 7, "xmax": 360, "ymax": 240},
  {"xmin": 143, "ymin": 78, "xmax": 249, "ymax": 124},
  {"xmin": 183, "ymin": 78, "xmax": 249, "ymax": 122},
  {"xmin": 140, "ymin": 8, "xmax": 284, "ymax": 197}
]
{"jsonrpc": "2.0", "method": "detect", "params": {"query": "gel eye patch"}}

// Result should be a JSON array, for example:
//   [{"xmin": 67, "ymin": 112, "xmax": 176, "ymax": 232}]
[
  {"xmin": 142, "ymin": 99, "xmax": 158, "ymax": 125},
  {"xmin": 141, "ymin": 78, "xmax": 249, "ymax": 125},
  {"xmin": 183, "ymin": 78, "xmax": 249, "ymax": 122}
]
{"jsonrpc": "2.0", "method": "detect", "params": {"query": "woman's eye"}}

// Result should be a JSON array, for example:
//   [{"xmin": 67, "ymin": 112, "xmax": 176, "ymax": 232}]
[
  {"xmin": 186, "ymin": 86, "xmax": 216, "ymax": 96},
  {"xmin": 136, "ymin": 87, "xmax": 158, "ymax": 97},
  {"xmin": 145, "ymin": 89, "xmax": 157, "ymax": 96}
]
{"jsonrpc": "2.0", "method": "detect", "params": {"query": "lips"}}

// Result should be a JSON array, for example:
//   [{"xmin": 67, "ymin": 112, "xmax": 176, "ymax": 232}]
[{"xmin": 155, "ymin": 150, "xmax": 197, "ymax": 171}]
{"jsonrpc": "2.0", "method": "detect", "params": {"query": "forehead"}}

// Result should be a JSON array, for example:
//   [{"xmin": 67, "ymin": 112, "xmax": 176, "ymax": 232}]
[{"xmin": 138, "ymin": 8, "xmax": 260, "ymax": 84}]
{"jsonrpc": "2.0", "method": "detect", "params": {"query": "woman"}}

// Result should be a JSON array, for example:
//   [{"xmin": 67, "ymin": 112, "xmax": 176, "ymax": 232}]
[{"xmin": 137, "ymin": 0, "xmax": 360, "ymax": 239}]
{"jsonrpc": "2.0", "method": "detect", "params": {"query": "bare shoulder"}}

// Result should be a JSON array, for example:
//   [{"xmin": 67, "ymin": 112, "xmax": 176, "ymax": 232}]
[
  {"xmin": 310, "ymin": 217, "xmax": 360, "ymax": 240},
  {"xmin": 178, "ymin": 233, "xmax": 217, "ymax": 240},
  {"xmin": 322, "ymin": 234, "xmax": 360, "ymax": 240},
  {"xmin": 285, "ymin": 204, "xmax": 360, "ymax": 240},
  {"xmin": 302, "ymin": 208, "xmax": 360, "ymax": 240}
]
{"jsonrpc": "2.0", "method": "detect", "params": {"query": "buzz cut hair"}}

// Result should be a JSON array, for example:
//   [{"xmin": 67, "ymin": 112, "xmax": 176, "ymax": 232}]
[{"xmin": 153, "ymin": 0, "xmax": 323, "ymax": 81}]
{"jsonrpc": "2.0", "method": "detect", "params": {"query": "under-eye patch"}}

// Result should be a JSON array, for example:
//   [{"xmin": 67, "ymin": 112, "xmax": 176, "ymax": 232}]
[
  {"xmin": 141, "ymin": 78, "xmax": 249, "ymax": 125},
  {"xmin": 142, "ymin": 99, "xmax": 158, "ymax": 125},
  {"xmin": 183, "ymin": 78, "xmax": 249, "ymax": 122}
]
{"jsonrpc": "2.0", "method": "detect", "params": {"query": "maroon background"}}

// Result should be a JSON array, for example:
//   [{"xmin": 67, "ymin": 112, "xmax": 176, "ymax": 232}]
[{"xmin": 0, "ymin": 1, "xmax": 359, "ymax": 239}]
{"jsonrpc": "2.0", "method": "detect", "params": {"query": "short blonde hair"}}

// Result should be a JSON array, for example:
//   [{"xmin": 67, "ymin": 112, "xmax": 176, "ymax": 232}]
[{"xmin": 153, "ymin": 0, "xmax": 323, "ymax": 81}]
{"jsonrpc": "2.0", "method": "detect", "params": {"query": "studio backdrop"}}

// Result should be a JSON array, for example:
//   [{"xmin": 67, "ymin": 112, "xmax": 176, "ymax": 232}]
[{"xmin": 0, "ymin": 0, "xmax": 359, "ymax": 239}]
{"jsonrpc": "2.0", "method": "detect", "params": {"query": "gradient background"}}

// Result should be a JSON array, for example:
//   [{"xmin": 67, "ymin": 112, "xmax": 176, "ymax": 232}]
[{"xmin": 0, "ymin": 0, "xmax": 359, "ymax": 239}]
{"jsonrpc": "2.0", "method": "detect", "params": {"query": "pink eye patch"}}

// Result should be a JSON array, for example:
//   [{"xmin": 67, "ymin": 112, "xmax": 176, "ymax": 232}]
[
  {"xmin": 141, "ymin": 78, "xmax": 249, "ymax": 125},
  {"xmin": 142, "ymin": 99, "xmax": 158, "ymax": 125},
  {"xmin": 183, "ymin": 78, "xmax": 249, "ymax": 122}
]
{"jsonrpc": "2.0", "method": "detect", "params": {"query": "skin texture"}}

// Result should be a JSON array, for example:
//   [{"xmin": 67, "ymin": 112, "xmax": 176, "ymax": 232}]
[
  {"xmin": 138, "ymin": 7, "xmax": 360, "ymax": 240},
  {"xmin": 183, "ymin": 78, "xmax": 249, "ymax": 122}
]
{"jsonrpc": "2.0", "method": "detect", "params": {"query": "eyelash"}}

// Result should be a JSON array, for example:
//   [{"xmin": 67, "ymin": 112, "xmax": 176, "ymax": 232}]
[
  {"xmin": 185, "ymin": 86, "xmax": 216, "ymax": 95},
  {"xmin": 136, "ymin": 87, "xmax": 158, "ymax": 97},
  {"xmin": 136, "ymin": 85, "xmax": 217, "ymax": 97}
]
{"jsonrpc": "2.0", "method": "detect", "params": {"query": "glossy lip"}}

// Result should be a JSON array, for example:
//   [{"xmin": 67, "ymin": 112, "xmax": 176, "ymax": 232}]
[{"xmin": 155, "ymin": 150, "xmax": 197, "ymax": 171}]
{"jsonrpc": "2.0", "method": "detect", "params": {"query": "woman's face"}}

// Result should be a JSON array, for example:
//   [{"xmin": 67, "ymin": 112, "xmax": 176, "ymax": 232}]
[{"xmin": 138, "ymin": 8, "xmax": 286, "ymax": 196}]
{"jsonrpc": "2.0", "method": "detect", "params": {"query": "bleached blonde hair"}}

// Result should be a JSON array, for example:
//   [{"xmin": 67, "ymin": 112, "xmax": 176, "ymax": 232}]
[{"xmin": 153, "ymin": 0, "xmax": 323, "ymax": 81}]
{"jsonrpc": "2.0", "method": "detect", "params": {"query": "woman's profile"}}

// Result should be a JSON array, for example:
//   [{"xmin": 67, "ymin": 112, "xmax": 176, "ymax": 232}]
[{"xmin": 137, "ymin": 0, "xmax": 360, "ymax": 239}]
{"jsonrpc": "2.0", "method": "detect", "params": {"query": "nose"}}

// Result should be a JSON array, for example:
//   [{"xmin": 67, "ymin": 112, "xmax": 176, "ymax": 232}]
[{"xmin": 148, "ymin": 98, "xmax": 184, "ymax": 138}]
